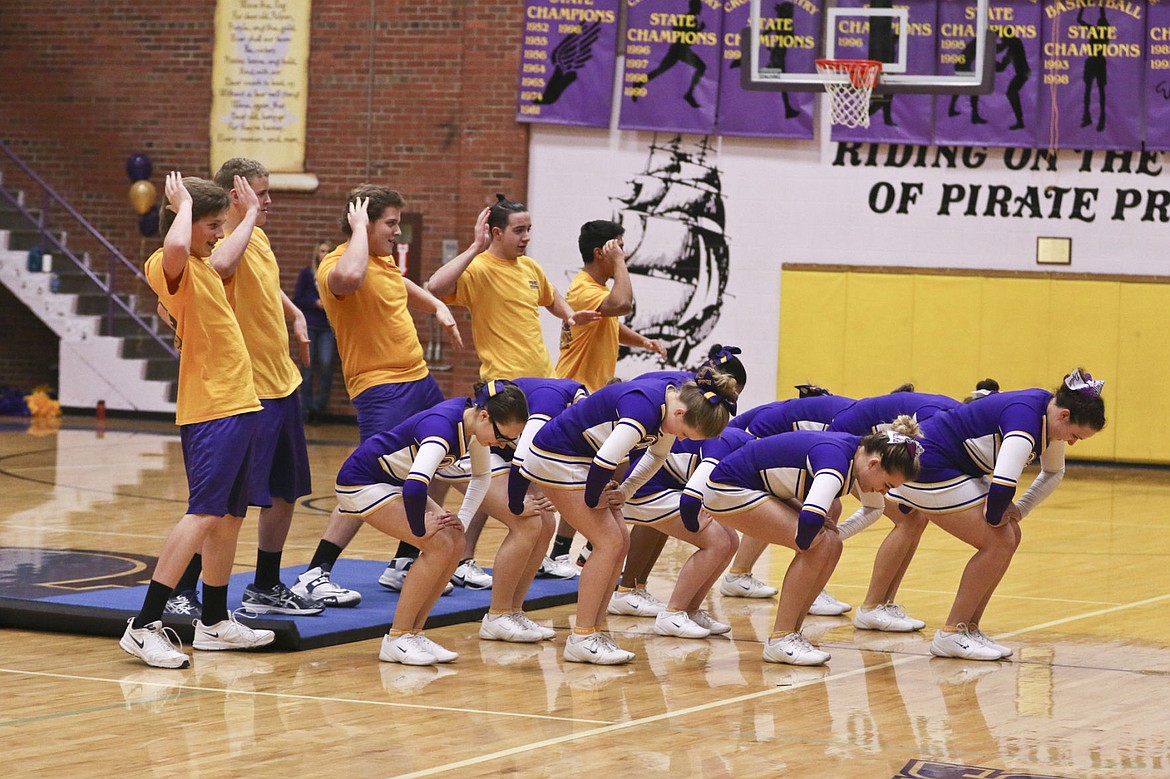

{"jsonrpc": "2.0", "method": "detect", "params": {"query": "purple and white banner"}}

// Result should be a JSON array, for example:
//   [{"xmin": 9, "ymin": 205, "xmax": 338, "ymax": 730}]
[
  {"xmin": 619, "ymin": 0, "xmax": 724, "ymax": 134},
  {"xmin": 831, "ymin": 0, "xmax": 938, "ymax": 144},
  {"xmin": 516, "ymin": 0, "xmax": 621, "ymax": 126},
  {"xmin": 1145, "ymin": 1, "xmax": 1170, "ymax": 149},
  {"xmin": 1038, "ymin": 0, "xmax": 1144, "ymax": 151},
  {"xmin": 934, "ymin": 0, "xmax": 1042, "ymax": 148},
  {"xmin": 715, "ymin": 0, "xmax": 816, "ymax": 138}
]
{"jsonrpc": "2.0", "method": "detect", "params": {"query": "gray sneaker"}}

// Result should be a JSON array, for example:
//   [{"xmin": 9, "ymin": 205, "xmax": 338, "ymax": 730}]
[{"xmin": 241, "ymin": 582, "xmax": 324, "ymax": 616}]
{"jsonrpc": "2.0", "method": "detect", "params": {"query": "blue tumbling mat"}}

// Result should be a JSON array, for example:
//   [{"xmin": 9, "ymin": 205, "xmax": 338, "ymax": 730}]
[{"xmin": 0, "ymin": 558, "xmax": 579, "ymax": 650}]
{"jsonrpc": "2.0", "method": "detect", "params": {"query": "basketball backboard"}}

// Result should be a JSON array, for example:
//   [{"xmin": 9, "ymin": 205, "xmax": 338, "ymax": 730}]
[{"xmin": 742, "ymin": 0, "xmax": 995, "ymax": 95}]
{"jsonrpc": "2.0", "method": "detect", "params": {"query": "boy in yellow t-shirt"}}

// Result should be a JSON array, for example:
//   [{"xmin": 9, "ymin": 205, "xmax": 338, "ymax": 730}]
[
  {"xmin": 428, "ymin": 194, "xmax": 601, "ymax": 381},
  {"xmin": 556, "ymin": 219, "xmax": 667, "ymax": 391},
  {"xmin": 120, "ymin": 172, "xmax": 273, "ymax": 669},
  {"xmin": 289, "ymin": 185, "xmax": 464, "ymax": 604}
]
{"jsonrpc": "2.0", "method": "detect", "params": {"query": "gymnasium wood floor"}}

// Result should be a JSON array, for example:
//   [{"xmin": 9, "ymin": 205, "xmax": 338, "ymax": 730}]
[{"xmin": 1, "ymin": 417, "xmax": 1167, "ymax": 778}]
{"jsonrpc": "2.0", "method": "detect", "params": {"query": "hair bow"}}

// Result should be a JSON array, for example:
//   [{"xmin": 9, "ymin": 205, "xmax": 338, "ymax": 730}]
[
  {"xmin": 475, "ymin": 379, "xmax": 515, "ymax": 407},
  {"xmin": 695, "ymin": 374, "xmax": 738, "ymax": 415},
  {"xmin": 706, "ymin": 344, "xmax": 742, "ymax": 367},
  {"xmin": 969, "ymin": 389, "xmax": 994, "ymax": 399},
  {"xmin": 885, "ymin": 430, "xmax": 922, "ymax": 458},
  {"xmin": 794, "ymin": 383, "xmax": 831, "ymax": 398},
  {"xmin": 1064, "ymin": 368, "xmax": 1104, "ymax": 398}
]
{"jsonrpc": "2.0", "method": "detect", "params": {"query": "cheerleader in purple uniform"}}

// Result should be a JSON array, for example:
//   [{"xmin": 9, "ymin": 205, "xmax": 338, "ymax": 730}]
[
  {"xmin": 827, "ymin": 390, "xmax": 962, "ymax": 631},
  {"xmin": 520, "ymin": 369, "xmax": 739, "ymax": 664},
  {"xmin": 434, "ymin": 379, "xmax": 588, "ymax": 643},
  {"xmin": 333, "ymin": 381, "xmax": 528, "ymax": 665},
  {"xmin": 888, "ymin": 369, "xmax": 1105, "ymax": 660},
  {"xmin": 606, "ymin": 345, "xmax": 749, "ymax": 618},
  {"xmin": 619, "ymin": 427, "xmax": 751, "ymax": 638},
  {"xmin": 722, "ymin": 387, "xmax": 856, "ymax": 605},
  {"xmin": 702, "ymin": 418, "xmax": 922, "ymax": 665}
]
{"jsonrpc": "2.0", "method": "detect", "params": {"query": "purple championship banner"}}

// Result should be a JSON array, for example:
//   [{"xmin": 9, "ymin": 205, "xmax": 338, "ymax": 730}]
[
  {"xmin": 934, "ymin": 0, "xmax": 1042, "ymax": 148},
  {"xmin": 831, "ymin": 0, "xmax": 938, "ymax": 144},
  {"xmin": 1038, "ymin": 0, "xmax": 1144, "ymax": 151},
  {"xmin": 715, "ymin": 0, "xmax": 816, "ymax": 138},
  {"xmin": 516, "ymin": 0, "xmax": 621, "ymax": 127},
  {"xmin": 619, "ymin": 0, "xmax": 724, "ymax": 133},
  {"xmin": 1146, "ymin": 0, "xmax": 1170, "ymax": 149}
]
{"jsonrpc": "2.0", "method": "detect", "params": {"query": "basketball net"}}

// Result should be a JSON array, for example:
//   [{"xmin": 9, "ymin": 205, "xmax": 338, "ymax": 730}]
[{"xmin": 815, "ymin": 59, "xmax": 882, "ymax": 128}]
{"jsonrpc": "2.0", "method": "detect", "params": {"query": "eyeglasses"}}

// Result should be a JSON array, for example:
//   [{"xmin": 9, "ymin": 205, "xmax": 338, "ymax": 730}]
[{"xmin": 491, "ymin": 417, "xmax": 517, "ymax": 445}]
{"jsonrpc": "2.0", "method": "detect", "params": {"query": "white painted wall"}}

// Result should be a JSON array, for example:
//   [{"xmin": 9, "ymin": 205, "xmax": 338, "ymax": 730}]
[{"xmin": 529, "ymin": 120, "xmax": 1170, "ymax": 409}]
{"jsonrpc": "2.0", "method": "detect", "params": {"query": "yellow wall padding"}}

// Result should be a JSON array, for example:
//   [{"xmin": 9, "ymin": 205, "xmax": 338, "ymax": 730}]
[{"xmin": 778, "ymin": 267, "xmax": 1170, "ymax": 464}]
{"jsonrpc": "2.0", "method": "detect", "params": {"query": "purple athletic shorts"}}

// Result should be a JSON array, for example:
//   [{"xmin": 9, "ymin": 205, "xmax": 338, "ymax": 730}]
[
  {"xmin": 352, "ymin": 374, "xmax": 445, "ymax": 443},
  {"xmin": 247, "ymin": 392, "xmax": 312, "ymax": 507},
  {"xmin": 181, "ymin": 411, "xmax": 261, "ymax": 517}
]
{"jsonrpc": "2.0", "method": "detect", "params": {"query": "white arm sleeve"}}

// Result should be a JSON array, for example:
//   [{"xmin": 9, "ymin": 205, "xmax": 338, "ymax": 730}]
[
  {"xmin": 509, "ymin": 416, "xmax": 547, "ymax": 468},
  {"xmin": 1014, "ymin": 442, "xmax": 1066, "ymax": 518},
  {"xmin": 991, "ymin": 434, "xmax": 1037, "ymax": 490},
  {"xmin": 407, "ymin": 440, "xmax": 449, "ymax": 486},
  {"xmin": 682, "ymin": 458, "xmax": 719, "ymax": 499},
  {"xmin": 455, "ymin": 439, "xmax": 492, "ymax": 528},
  {"xmin": 620, "ymin": 434, "xmax": 676, "ymax": 499},
  {"xmin": 802, "ymin": 471, "xmax": 846, "ymax": 518},
  {"xmin": 593, "ymin": 423, "xmax": 644, "ymax": 472},
  {"xmin": 837, "ymin": 490, "xmax": 886, "ymax": 541}
]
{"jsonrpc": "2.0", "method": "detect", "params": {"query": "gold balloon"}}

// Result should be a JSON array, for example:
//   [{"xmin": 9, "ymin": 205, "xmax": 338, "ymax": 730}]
[{"xmin": 128, "ymin": 180, "xmax": 157, "ymax": 216}]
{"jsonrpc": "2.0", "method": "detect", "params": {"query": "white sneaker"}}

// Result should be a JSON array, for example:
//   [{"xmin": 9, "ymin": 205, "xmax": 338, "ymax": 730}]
[
  {"xmin": 563, "ymin": 633, "xmax": 634, "ymax": 665},
  {"xmin": 479, "ymin": 613, "xmax": 544, "ymax": 643},
  {"xmin": 719, "ymin": 572, "xmax": 778, "ymax": 598},
  {"xmin": 929, "ymin": 625, "xmax": 1004, "ymax": 661},
  {"xmin": 653, "ymin": 610, "xmax": 710, "ymax": 638},
  {"xmin": 413, "ymin": 633, "xmax": 459, "ymax": 662},
  {"xmin": 808, "ymin": 589, "xmax": 852, "ymax": 616},
  {"xmin": 380, "ymin": 557, "xmax": 454, "ymax": 594},
  {"xmin": 452, "ymin": 559, "xmax": 493, "ymax": 589},
  {"xmin": 512, "ymin": 612, "xmax": 556, "ymax": 640},
  {"xmin": 688, "ymin": 609, "xmax": 731, "ymax": 635},
  {"xmin": 379, "ymin": 633, "xmax": 437, "ymax": 665},
  {"xmin": 192, "ymin": 613, "xmax": 276, "ymax": 651},
  {"xmin": 852, "ymin": 603, "xmax": 918, "ymax": 632},
  {"xmin": 378, "ymin": 557, "xmax": 414, "ymax": 591},
  {"xmin": 119, "ymin": 619, "xmax": 190, "ymax": 669},
  {"xmin": 969, "ymin": 626, "xmax": 1013, "ymax": 658},
  {"xmin": 882, "ymin": 602, "xmax": 926, "ymax": 630},
  {"xmin": 291, "ymin": 566, "xmax": 362, "ymax": 607},
  {"xmin": 607, "ymin": 587, "xmax": 666, "ymax": 617},
  {"xmin": 762, "ymin": 632, "xmax": 831, "ymax": 666},
  {"xmin": 537, "ymin": 555, "xmax": 579, "ymax": 579}
]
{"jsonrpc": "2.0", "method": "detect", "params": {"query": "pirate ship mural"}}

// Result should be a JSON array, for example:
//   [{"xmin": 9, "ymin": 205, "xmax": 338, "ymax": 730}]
[{"xmin": 612, "ymin": 135, "xmax": 730, "ymax": 372}]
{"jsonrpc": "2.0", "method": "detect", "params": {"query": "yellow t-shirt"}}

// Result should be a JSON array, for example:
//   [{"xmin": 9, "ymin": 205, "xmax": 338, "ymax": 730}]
[
  {"xmin": 318, "ymin": 244, "xmax": 429, "ymax": 399},
  {"xmin": 444, "ymin": 251, "xmax": 556, "ymax": 380},
  {"xmin": 221, "ymin": 227, "xmax": 301, "ymax": 400},
  {"xmin": 145, "ymin": 249, "xmax": 261, "ymax": 426},
  {"xmin": 555, "ymin": 269, "xmax": 620, "ymax": 392}
]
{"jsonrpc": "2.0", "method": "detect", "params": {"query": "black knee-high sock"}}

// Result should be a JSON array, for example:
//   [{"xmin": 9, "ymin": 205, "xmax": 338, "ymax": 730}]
[
  {"xmin": 202, "ymin": 584, "xmax": 228, "ymax": 625},
  {"xmin": 550, "ymin": 535, "xmax": 573, "ymax": 559},
  {"xmin": 308, "ymin": 540, "xmax": 344, "ymax": 572},
  {"xmin": 133, "ymin": 580, "xmax": 176, "ymax": 629},
  {"xmin": 173, "ymin": 553, "xmax": 202, "ymax": 593},
  {"xmin": 393, "ymin": 541, "xmax": 421, "ymax": 559},
  {"xmin": 254, "ymin": 549, "xmax": 282, "ymax": 590}
]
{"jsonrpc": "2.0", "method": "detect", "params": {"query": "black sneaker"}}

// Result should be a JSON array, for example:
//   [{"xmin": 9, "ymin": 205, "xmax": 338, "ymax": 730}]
[
  {"xmin": 164, "ymin": 589, "xmax": 203, "ymax": 618},
  {"xmin": 241, "ymin": 582, "xmax": 324, "ymax": 616}
]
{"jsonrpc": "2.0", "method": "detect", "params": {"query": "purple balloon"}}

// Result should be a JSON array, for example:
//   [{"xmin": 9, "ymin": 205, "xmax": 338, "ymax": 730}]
[
  {"xmin": 126, "ymin": 153, "xmax": 153, "ymax": 182},
  {"xmin": 138, "ymin": 205, "xmax": 160, "ymax": 237}
]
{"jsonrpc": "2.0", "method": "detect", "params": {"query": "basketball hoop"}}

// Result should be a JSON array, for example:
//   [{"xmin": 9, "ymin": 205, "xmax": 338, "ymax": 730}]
[{"xmin": 815, "ymin": 59, "xmax": 882, "ymax": 128}]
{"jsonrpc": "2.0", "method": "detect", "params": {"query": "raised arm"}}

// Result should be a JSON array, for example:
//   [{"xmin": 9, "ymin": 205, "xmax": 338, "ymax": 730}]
[
  {"xmin": 208, "ymin": 175, "xmax": 260, "ymax": 279},
  {"xmin": 595, "ymin": 239, "xmax": 633, "ymax": 316},
  {"xmin": 426, "ymin": 206, "xmax": 490, "ymax": 299},
  {"xmin": 160, "ymin": 171, "xmax": 193, "ymax": 285},
  {"xmin": 327, "ymin": 198, "xmax": 372, "ymax": 296}
]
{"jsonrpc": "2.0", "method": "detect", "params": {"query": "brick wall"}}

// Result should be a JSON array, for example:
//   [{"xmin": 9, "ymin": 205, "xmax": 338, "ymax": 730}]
[
  {"xmin": 0, "ymin": 0, "xmax": 528, "ymax": 416},
  {"xmin": 0, "ymin": 285, "xmax": 59, "ymax": 394}
]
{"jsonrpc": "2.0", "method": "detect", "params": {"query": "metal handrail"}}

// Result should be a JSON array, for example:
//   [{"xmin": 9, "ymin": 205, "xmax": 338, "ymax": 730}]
[{"xmin": 0, "ymin": 140, "xmax": 178, "ymax": 359}]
